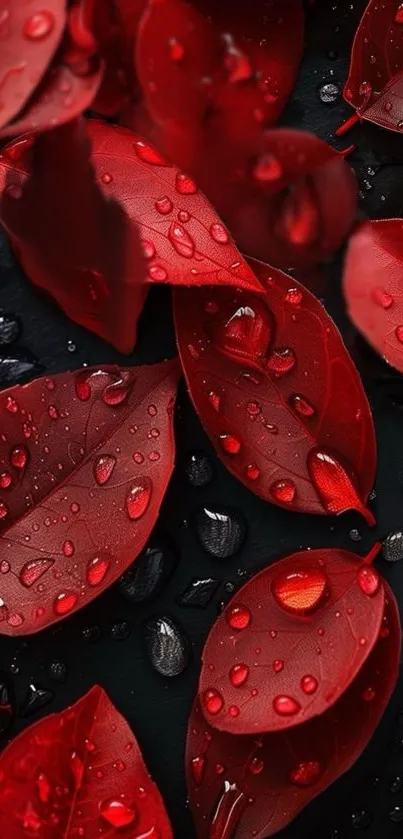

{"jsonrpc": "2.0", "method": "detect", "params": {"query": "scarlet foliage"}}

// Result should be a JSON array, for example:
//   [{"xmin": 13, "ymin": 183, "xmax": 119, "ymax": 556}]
[
  {"xmin": 0, "ymin": 360, "xmax": 179, "ymax": 635},
  {"xmin": 343, "ymin": 0, "xmax": 403, "ymax": 132},
  {"xmin": 0, "ymin": 685, "xmax": 173, "ymax": 838},
  {"xmin": 174, "ymin": 258, "xmax": 376, "ymax": 520},
  {"xmin": 187, "ymin": 561, "xmax": 400, "ymax": 839},
  {"xmin": 344, "ymin": 219, "xmax": 403, "ymax": 373}
]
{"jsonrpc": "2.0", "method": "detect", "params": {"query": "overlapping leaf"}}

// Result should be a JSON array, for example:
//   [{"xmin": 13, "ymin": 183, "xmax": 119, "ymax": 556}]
[
  {"xmin": 343, "ymin": 218, "xmax": 403, "ymax": 373},
  {"xmin": 187, "ymin": 583, "xmax": 400, "ymax": 839},
  {"xmin": 174, "ymin": 257, "xmax": 376, "ymax": 520},
  {"xmin": 0, "ymin": 359, "xmax": 179, "ymax": 635},
  {"xmin": 343, "ymin": 0, "xmax": 403, "ymax": 132},
  {"xmin": 0, "ymin": 685, "xmax": 173, "ymax": 838},
  {"xmin": 199, "ymin": 546, "xmax": 384, "ymax": 734}
]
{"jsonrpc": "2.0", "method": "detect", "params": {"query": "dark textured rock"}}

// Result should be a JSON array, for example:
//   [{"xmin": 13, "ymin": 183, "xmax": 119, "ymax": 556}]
[
  {"xmin": 178, "ymin": 577, "xmax": 220, "ymax": 609},
  {"xmin": 145, "ymin": 616, "xmax": 189, "ymax": 677},
  {"xmin": 383, "ymin": 531, "xmax": 403, "ymax": 563},
  {"xmin": 117, "ymin": 541, "xmax": 177, "ymax": 604},
  {"xmin": 0, "ymin": 351, "xmax": 42, "ymax": 385},
  {"xmin": 0, "ymin": 672, "xmax": 15, "ymax": 737},
  {"xmin": 0, "ymin": 314, "xmax": 20, "ymax": 345},
  {"xmin": 20, "ymin": 683, "xmax": 54, "ymax": 717},
  {"xmin": 193, "ymin": 504, "xmax": 246, "ymax": 558},
  {"xmin": 185, "ymin": 450, "xmax": 214, "ymax": 487}
]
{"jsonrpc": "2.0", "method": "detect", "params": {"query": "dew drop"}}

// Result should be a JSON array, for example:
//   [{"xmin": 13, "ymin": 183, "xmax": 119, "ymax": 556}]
[
  {"xmin": 148, "ymin": 264, "xmax": 168, "ymax": 282},
  {"xmin": 20, "ymin": 558, "xmax": 54, "ymax": 588},
  {"xmin": 99, "ymin": 798, "xmax": 137, "ymax": 828},
  {"xmin": 210, "ymin": 223, "xmax": 229, "ymax": 244},
  {"xmin": 395, "ymin": 325, "xmax": 403, "ymax": 343},
  {"xmin": 102, "ymin": 378, "xmax": 129, "ymax": 406},
  {"xmin": 219, "ymin": 433, "xmax": 241, "ymax": 455},
  {"xmin": 1, "ymin": 471, "xmax": 12, "ymax": 488},
  {"xmin": 285, "ymin": 288, "xmax": 303, "ymax": 305},
  {"xmin": 175, "ymin": 172, "xmax": 197, "ymax": 194},
  {"xmin": 203, "ymin": 688, "xmax": 224, "ymax": 715},
  {"xmin": 273, "ymin": 695, "xmax": 301, "ymax": 716},
  {"xmin": 126, "ymin": 480, "xmax": 152, "ymax": 520},
  {"xmin": 63, "ymin": 540, "xmax": 74, "ymax": 557},
  {"xmin": 48, "ymin": 405, "xmax": 58, "ymax": 420},
  {"xmin": 208, "ymin": 391, "xmax": 221, "ymax": 412},
  {"xmin": 289, "ymin": 760, "xmax": 322, "ymax": 786},
  {"xmin": 245, "ymin": 463, "xmax": 260, "ymax": 481},
  {"xmin": 142, "ymin": 240, "xmax": 156, "ymax": 259},
  {"xmin": 395, "ymin": 4, "xmax": 403, "ymax": 23},
  {"xmin": 191, "ymin": 756, "xmax": 205, "ymax": 785},
  {"xmin": 53, "ymin": 591, "xmax": 78, "ymax": 616},
  {"xmin": 212, "ymin": 300, "xmax": 273, "ymax": 364},
  {"xmin": 75, "ymin": 373, "xmax": 91, "ymax": 401},
  {"xmin": 229, "ymin": 663, "xmax": 249, "ymax": 687},
  {"xmin": 226, "ymin": 604, "xmax": 251, "ymax": 630},
  {"xmin": 272, "ymin": 568, "xmax": 327, "ymax": 614},
  {"xmin": 36, "ymin": 771, "xmax": 51, "ymax": 804},
  {"xmin": 155, "ymin": 196, "xmax": 173, "ymax": 215},
  {"xmin": 273, "ymin": 659, "xmax": 284, "ymax": 673},
  {"xmin": 362, "ymin": 686, "xmax": 375, "ymax": 702},
  {"xmin": 70, "ymin": 751, "xmax": 84, "ymax": 786},
  {"xmin": 253, "ymin": 153, "xmax": 283, "ymax": 182},
  {"xmin": 357, "ymin": 565, "xmax": 380, "ymax": 597},
  {"xmin": 289, "ymin": 394, "xmax": 316, "ymax": 417},
  {"xmin": 94, "ymin": 454, "xmax": 116, "ymax": 486},
  {"xmin": 372, "ymin": 287, "xmax": 393, "ymax": 309},
  {"xmin": 168, "ymin": 222, "xmax": 195, "ymax": 257},
  {"xmin": 0, "ymin": 501, "xmax": 8, "ymax": 520},
  {"xmin": 249, "ymin": 756, "xmax": 264, "ymax": 774},
  {"xmin": 10, "ymin": 445, "xmax": 28, "ymax": 470},
  {"xmin": 5, "ymin": 396, "xmax": 18, "ymax": 413},
  {"xmin": 270, "ymin": 479, "xmax": 296, "ymax": 504},
  {"xmin": 301, "ymin": 674, "xmax": 318, "ymax": 695},
  {"xmin": 134, "ymin": 139, "xmax": 167, "ymax": 166},
  {"xmin": 87, "ymin": 555, "xmax": 110, "ymax": 587},
  {"xmin": 267, "ymin": 347, "xmax": 296, "ymax": 376},
  {"xmin": 23, "ymin": 11, "xmax": 55, "ymax": 39}
]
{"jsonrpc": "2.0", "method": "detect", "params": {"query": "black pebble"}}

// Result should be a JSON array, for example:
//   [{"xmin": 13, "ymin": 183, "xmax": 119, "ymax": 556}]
[
  {"xmin": 48, "ymin": 660, "xmax": 68, "ymax": 683},
  {"xmin": 117, "ymin": 541, "xmax": 177, "ymax": 604},
  {"xmin": 185, "ymin": 450, "xmax": 214, "ymax": 487},
  {"xmin": 0, "ymin": 351, "xmax": 42, "ymax": 386},
  {"xmin": 0, "ymin": 315, "xmax": 20, "ymax": 346},
  {"xmin": 145, "ymin": 616, "xmax": 189, "ymax": 677},
  {"xmin": 178, "ymin": 577, "xmax": 220, "ymax": 609},
  {"xmin": 194, "ymin": 504, "xmax": 246, "ymax": 558},
  {"xmin": 0, "ymin": 672, "xmax": 15, "ymax": 737},
  {"xmin": 20, "ymin": 683, "xmax": 54, "ymax": 717},
  {"xmin": 110, "ymin": 620, "xmax": 131, "ymax": 640}
]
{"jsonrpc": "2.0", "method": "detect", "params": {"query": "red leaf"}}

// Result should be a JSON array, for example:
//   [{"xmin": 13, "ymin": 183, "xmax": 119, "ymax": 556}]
[
  {"xmin": 199, "ymin": 545, "xmax": 384, "ymax": 734},
  {"xmin": 343, "ymin": 219, "xmax": 403, "ymax": 373},
  {"xmin": 174, "ymin": 257, "xmax": 376, "ymax": 520},
  {"xmin": 0, "ymin": 685, "xmax": 173, "ymax": 838},
  {"xmin": 342, "ymin": 0, "xmax": 403, "ymax": 133},
  {"xmin": 187, "ymin": 585, "xmax": 400, "ymax": 839},
  {"xmin": 0, "ymin": 0, "xmax": 66, "ymax": 130},
  {"xmin": 0, "ymin": 359, "xmax": 179, "ymax": 635}
]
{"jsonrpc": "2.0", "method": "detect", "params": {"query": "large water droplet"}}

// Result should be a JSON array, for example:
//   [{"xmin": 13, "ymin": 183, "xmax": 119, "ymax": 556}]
[
  {"xmin": 219, "ymin": 433, "xmax": 241, "ymax": 455},
  {"xmin": 272, "ymin": 568, "xmax": 327, "ymax": 615},
  {"xmin": 211, "ymin": 299, "xmax": 273, "ymax": 365},
  {"xmin": 210, "ymin": 781, "xmax": 248, "ymax": 839},
  {"xmin": 20, "ymin": 558, "xmax": 54, "ymax": 588},
  {"xmin": 210, "ymin": 223, "xmax": 229, "ymax": 244},
  {"xmin": 178, "ymin": 577, "xmax": 219, "ymax": 609},
  {"xmin": 53, "ymin": 591, "xmax": 78, "ymax": 616},
  {"xmin": 194, "ymin": 505, "xmax": 246, "ymax": 558},
  {"xmin": 155, "ymin": 196, "xmax": 173, "ymax": 215},
  {"xmin": 229, "ymin": 663, "xmax": 249, "ymax": 687},
  {"xmin": 94, "ymin": 454, "xmax": 116, "ymax": 486},
  {"xmin": 168, "ymin": 222, "xmax": 195, "ymax": 257},
  {"xmin": 99, "ymin": 798, "xmax": 137, "ymax": 828},
  {"xmin": 301, "ymin": 674, "xmax": 318, "ymax": 695},
  {"xmin": 117, "ymin": 541, "xmax": 176, "ymax": 604},
  {"xmin": 226, "ymin": 604, "xmax": 251, "ymax": 630},
  {"xmin": 270, "ymin": 479, "xmax": 296, "ymax": 504},
  {"xmin": 134, "ymin": 139, "xmax": 167, "ymax": 166},
  {"xmin": 357, "ymin": 565, "xmax": 380, "ymax": 597},
  {"xmin": 145, "ymin": 616, "xmax": 189, "ymax": 677},
  {"xmin": 289, "ymin": 760, "xmax": 322, "ymax": 786},
  {"xmin": 203, "ymin": 688, "xmax": 224, "ymax": 715},
  {"xmin": 102, "ymin": 378, "xmax": 129, "ymax": 406},
  {"xmin": 21, "ymin": 682, "xmax": 54, "ymax": 717},
  {"xmin": 175, "ymin": 172, "xmax": 197, "ymax": 194},
  {"xmin": 87, "ymin": 555, "xmax": 110, "ymax": 587},
  {"xmin": 273, "ymin": 695, "xmax": 301, "ymax": 716},
  {"xmin": 23, "ymin": 11, "xmax": 55, "ymax": 40},
  {"xmin": 126, "ymin": 480, "xmax": 152, "ymax": 520},
  {"xmin": 267, "ymin": 347, "xmax": 296, "ymax": 376}
]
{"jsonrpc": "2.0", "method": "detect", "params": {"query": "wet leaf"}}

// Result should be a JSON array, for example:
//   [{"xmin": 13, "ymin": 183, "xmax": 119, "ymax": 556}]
[
  {"xmin": 174, "ymin": 257, "xmax": 376, "ymax": 520},
  {"xmin": 0, "ymin": 359, "xmax": 179, "ymax": 635},
  {"xmin": 0, "ymin": 685, "xmax": 173, "ymax": 838},
  {"xmin": 199, "ymin": 545, "xmax": 384, "ymax": 734},
  {"xmin": 187, "ymin": 585, "xmax": 400, "ymax": 839},
  {"xmin": 344, "ymin": 219, "xmax": 403, "ymax": 373}
]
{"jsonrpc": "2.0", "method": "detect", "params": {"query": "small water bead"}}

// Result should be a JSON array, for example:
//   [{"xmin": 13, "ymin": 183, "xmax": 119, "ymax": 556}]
[
  {"xmin": 67, "ymin": 340, "xmax": 76, "ymax": 353},
  {"xmin": 273, "ymin": 659, "xmax": 284, "ymax": 673},
  {"xmin": 270, "ymin": 479, "xmax": 296, "ymax": 504},
  {"xmin": 99, "ymin": 798, "xmax": 137, "ymax": 828},
  {"xmin": 245, "ymin": 463, "xmax": 260, "ymax": 481},
  {"xmin": 208, "ymin": 391, "xmax": 221, "ymax": 412},
  {"xmin": 53, "ymin": 591, "xmax": 78, "ymax": 615},
  {"xmin": 252, "ymin": 153, "xmax": 283, "ymax": 182},
  {"xmin": 210, "ymin": 223, "xmax": 229, "ymax": 244},
  {"xmin": 48, "ymin": 405, "xmax": 59, "ymax": 420},
  {"xmin": 289, "ymin": 394, "xmax": 316, "ymax": 417},
  {"xmin": 390, "ymin": 775, "xmax": 403, "ymax": 793},
  {"xmin": 148, "ymin": 265, "xmax": 168, "ymax": 281},
  {"xmin": 168, "ymin": 221, "xmax": 195, "ymax": 257},
  {"xmin": 24, "ymin": 11, "xmax": 55, "ymax": 39},
  {"xmin": 191, "ymin": 756, "xmax": 205, "ymax": 785},
  {"xmin": 357, "ymin": 565, "xmax": 380, "ymax": 597},
  {"xmin": 36, "ymin": 771, "xmax": 51, "ymax": 803},
  {"xmin": 362, "ymin": 686, "xmax": 375, "ymax": 702},
  {"xmin": 267, "ymin": 347, "xmax": 296, "ymax": 376},
  {"xmin": 272, "ymin": 568, "xmax": 327, "ymax": 615},
  {"xmin": 63, "ymin": 540, "xmax": 74, "ymax": 557},
  {"xmin": 249, "ymin": 756, "xmax": 264, "ymax": 774},
  {"xmin": 5, "ymin": 396, "xmax": 18, "ymax": 413},
  {"xmin": 227, "ymin": 604, "xmax": 251, "ymax": 630},
  {"xmin": 229, "ymin": 663, "xmax": 249, "ymax": 687},
  {"xmin": 178, "ymin": 210, "xmax": 190, "ymax": 223},
  {"xmin": 219, "ymin": 433, "xmax": 241, "ymax": 455},
  {"xmin": 0, "ymin": 560, "xmax": 10, "ymax": 573},
  {"xmin": 301, "ymin": 675, "xmax": 318, "ymax": 695},
  {"xmin": 175, "ymin": 172, "xmax": 197, "ymax": 194},
  {"xmin": 395, "ymin": 325, "xmax": 403, "ymax": 343},
  {"xmin": 134, "ymin": 139, "xmax": 167, "ymax": 166},
  {"xmin": 87, "ymin": 555, "xmax": 110, "ymax": 586},
  {"xmin": 289, "ymin": 760, "xmax": 322, "ymax": 786},
  {"xmin": 142, "ymin": 240, "xmax": 156, "ymax": 259},
  {"xmin": 285, "ymin": 288, "xmax": 303, "ymax": 305},
  {"xmin": 204, "ymin": 688, "xmax": 224, "ymax": 715},
  {"xmin": 0, "ymin": 501, "xmax": 8, "ymax": 520},
  {"xmin": 318, "ymin": 82, "xmax": 339, "ymax": 103},
  {"xmin": 75, "ymin": 374, "xmax": 91, "ymax": 401},
  {"xmin": 126, "ymin": 480, "xmax": 152, "ymax": 520},
  {"xmin": 246, "ymin": 401, "xmax": 261, "ymax": 417},
  {"xmin": 0, "ymin": 471, "xmax": 11, "ymax": 488},
  {"xmin": 395, "ymin": 4, "xmax": 403, "ymax": 23},
  {"xmin": 372, "ymin": 287, "xmax": 393, "ymax": 309},
  {"xmin": 273, "ymin": 695, "xmax": 301, "ymax": 716},
  {"xmin": 94, "ymin": 454, "xmax": 116, "ymax": 486}
]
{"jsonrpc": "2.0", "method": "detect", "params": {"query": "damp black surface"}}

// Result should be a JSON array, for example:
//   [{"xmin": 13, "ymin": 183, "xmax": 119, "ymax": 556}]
[{"xmin": 1, "ymin": 2, "xmax": 403, "ymax": 838}]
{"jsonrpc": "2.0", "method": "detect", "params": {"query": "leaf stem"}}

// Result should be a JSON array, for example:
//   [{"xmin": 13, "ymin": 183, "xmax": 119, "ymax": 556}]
[
  {"xmin": 363, "ymin": 543, "xmax": 382, "ymax": 565},
  {"xmin": 335, "ymin": 113, "xmax": 360, "ymax": 137}
]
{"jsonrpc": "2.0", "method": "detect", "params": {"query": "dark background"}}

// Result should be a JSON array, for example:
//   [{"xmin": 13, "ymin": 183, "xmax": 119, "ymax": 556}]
[{"xmin": 1, "ymin": 1, "xmax": 403, "ymax": 837}]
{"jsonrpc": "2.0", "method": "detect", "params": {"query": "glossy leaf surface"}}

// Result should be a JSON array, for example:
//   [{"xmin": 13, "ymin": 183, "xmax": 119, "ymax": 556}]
[
  {"xmin": 199, "ymin": 546, "xmax": 384, "ymax": 734},
  {"xmin": 187, "ymin": 585, "xmax": 400, "ymax": 839},
  {"xmin": 174, "ymin": 257, "xmax": 376, "ymax": 519},
  {"xmin": 344, "ymin": 218, "xmax": 403, "ymax": 373},
  {"xmin": 0, "ymin": 0, "xmax": 66, "ymax": 130},
  {"xmin": 0, "ymin": 685, "xmax": 173, "ymax": 838},
  {"xmin": 0, "ymin": 360, "xmax": 179, "ymax": 635}
]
